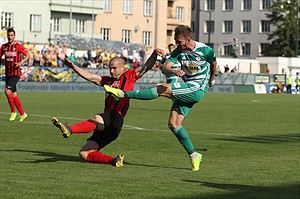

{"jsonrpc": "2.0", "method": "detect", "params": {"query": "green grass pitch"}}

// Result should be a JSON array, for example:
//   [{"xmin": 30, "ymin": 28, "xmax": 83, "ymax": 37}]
[{"xmin": 0, "ymin": 92, "xmax": 299, "ymax": 199}]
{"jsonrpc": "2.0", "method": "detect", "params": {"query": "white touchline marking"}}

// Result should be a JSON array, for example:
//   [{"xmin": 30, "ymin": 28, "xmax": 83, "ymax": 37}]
[{"xmin": 0, "ymin": 112, "xmax": 250, "ymax": 137}]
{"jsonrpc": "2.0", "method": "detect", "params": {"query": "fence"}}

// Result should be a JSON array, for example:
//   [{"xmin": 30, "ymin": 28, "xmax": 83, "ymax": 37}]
[{"xmin": 0, "ymin": 65, "xmax": 283, "ymax": 85}]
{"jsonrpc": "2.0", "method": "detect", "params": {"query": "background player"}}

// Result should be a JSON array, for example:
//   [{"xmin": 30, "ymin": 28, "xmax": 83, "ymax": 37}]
[{"xmin": 0, "ymin": 28, "xmax": 29, "ymax": 122}]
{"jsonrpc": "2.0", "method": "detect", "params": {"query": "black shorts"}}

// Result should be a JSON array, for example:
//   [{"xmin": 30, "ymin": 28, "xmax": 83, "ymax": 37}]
[
  {"xmin": 6, "ymin": 76, "xmax": 20, "ymax": 92},
  {"xmin": 87, "ymin": 110, "xmax": 124, "ymax": 150}
]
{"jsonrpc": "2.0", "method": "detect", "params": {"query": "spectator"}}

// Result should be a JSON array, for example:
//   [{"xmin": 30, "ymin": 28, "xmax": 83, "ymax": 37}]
[
  {"xmin": 121, "ymin": 46, "xmax": 128, "ymax": 58},
  {"xmin": 27, "ymin": 48, "xmax": 34, "ymax": 66},
  {"xmin": 224, "ymin": 65, "xmax": 230, "ymax": 73},
  {"xmin": 109, "ymin": 50, "xmax": 116, "ymax": 59},
  {"xmin": 33, "ymin": 51, "xmax": 43, "ymax": 66},
  {"xmin": 295, "ymin": 74, "xmax": 300, "ymax": 94},
  {"xmin": 265, "ymin": 66, "xmax": 270, "ymax": 74},
  {"xmin": 276, "ymin": 82, "xmax": 284, "ymax": 93},
  {"xmin": 102, "ymin": 53, "xmax": 110, "ymax": 68},
  {"xmin": 50, "ymin": 50, "xmax": 58, "ymax": 67},
  {"xmin": 286, "ymin": 75, "xmax": 293, "ymax": 94},
  {"xmin": 32, "ymin": 44, "xmax": 38, "ymax": 55},
  {"xmin": 95, "ymin": 45, "xmax": 102, "ymax": 57},
  {"xmin": 41, "ymin": 44, "xmax": 47, "ymax": 53},
  {"xmin": 230, "ymin": 66, "xmax": 237, "ymax": 73},
  {"xmin": 47, "ymin": 43, "xmax": 54, "ymax": 52},
  {"xmin": 23, "ymin": 41, "xmax": 31, "ymax": 51},
  {"xmin": 87, "ymin": 48, "xmax": 93, "ymax": 62},
  {"xmin": 139, "ymin": 47, "xmax": 146, "ymax": 66}
]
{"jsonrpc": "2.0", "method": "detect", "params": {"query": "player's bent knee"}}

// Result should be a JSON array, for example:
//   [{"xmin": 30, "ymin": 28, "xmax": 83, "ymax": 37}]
[
  {"xmin": 79, "ymin": 150, "xmax": 89, "ymax": 160},
  {"xmin": 87, "ymin": 119, "xmax": 104, "ymax": 131}
]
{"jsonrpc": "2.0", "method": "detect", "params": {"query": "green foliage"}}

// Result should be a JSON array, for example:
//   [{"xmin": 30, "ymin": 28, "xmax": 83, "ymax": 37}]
[
  {"xmin": 266, "ymin": 0, "xmax": 299, "ymax": 57},
  {"xmin": 0, "ymin": 92, "xmax": 299, "ymax": 199}
]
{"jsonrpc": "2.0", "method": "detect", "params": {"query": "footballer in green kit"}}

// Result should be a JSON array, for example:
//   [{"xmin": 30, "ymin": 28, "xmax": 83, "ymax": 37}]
[{"xmin": 105, "ymin": 25, "xmax": 217, "ymax": 171}]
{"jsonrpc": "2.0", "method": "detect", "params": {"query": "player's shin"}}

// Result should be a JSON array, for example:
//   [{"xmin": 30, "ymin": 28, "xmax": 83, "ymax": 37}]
[{"xmin": 124, "ymin": 87, "xmax": 158, "ymax": 100}]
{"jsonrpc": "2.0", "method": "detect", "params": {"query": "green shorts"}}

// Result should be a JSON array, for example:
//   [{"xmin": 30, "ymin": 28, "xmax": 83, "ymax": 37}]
[{"xmin": 171, "ymin": 82, "xmax": 205, "ymax": 117}]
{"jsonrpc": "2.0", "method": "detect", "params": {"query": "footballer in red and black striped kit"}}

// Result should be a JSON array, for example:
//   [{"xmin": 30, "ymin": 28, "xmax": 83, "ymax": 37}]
[
  {"xmin": 51, "ymin": 48, "xmax": 165, "ymax": 167},
  {"xmin": 0, "ymin": 28, "xmax": 30, "ymax": 122}
]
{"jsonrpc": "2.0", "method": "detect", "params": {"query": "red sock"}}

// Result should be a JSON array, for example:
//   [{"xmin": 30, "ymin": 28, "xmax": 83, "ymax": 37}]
[
  {"xmin": 7, "ymin": 94, "xmax": 15, "ymax": 113},
  {"xmin": 14, "ymin": 96, "xmax": 25, "ymax": 115},
  {"xmin": 70, "ymin": 120, "xmax": 96, "ymax": 134},
  {"xmin": 86, "ymin": 151, "xmax": 114, "ymax": 164}
]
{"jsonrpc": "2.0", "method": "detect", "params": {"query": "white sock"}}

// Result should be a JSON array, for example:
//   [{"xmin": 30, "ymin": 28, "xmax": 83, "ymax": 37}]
[{"xmin": 190, "ymin": 152, "xmax": 198, "ymax": 160}]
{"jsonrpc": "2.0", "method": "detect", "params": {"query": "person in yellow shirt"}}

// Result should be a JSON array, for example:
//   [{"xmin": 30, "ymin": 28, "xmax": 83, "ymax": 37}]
[
  {"xmin": 23, "ymin": 41, "xmax": 31, "ymax": 51},
  {"xmin": 102, "ymin": 52, "xmax": 110, "ymax": 68},
  {"xmin": 95, "ymin": 46, "xmax": 102, "ymax": 57},
  {"xmin": 296, "ymin": 75, "xmax": 300, "ymax": 94},
  {"xmin": 31, "ymin": 44, "xmax": 38, "ymax": 55},
  {"xmin": 286, "ymin": 75, "xmax": 293, "ymax": 94}
]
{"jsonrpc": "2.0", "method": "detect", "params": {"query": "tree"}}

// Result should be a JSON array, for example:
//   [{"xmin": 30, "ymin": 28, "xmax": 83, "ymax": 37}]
[{"xmin": 266, "ymin": 0, "xmax": 299, "ymax": 57}]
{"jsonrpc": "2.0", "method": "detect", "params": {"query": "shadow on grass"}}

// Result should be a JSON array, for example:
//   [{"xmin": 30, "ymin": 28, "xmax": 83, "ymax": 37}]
[
  {"xmin": 5, "ymin": 149, "xmax": 190, "ymax": 171},
  {"xmin": 124, "ymin": 161, "xmax": 190, "ymax": 171},
  {"xmin": 4, "ymin": 149, "xmax": 81, "ymax": 163},
  {"xmin": 213, "ymin": 132, "xmax": 300, "ymax": 144},
  {"xmin": 158, "ymin": 180, "xmax": 299, "ymax": 199}
]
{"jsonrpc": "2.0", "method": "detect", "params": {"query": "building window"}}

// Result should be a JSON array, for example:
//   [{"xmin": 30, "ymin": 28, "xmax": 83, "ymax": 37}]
[
  {"xmin": 260, "ymin": 43, "xmax": 270, "ymax": 56},
  {"xmin": 223, "ymin": 21, "xmax": 233, "ymax": 33},
  {"xmin": 224, "ymin": 44, "xmax": 233, "ymax": 56},
  {"xmin": 101, "ymin": 28, "xmax": 110, "ymax": 40},
  {"xmin": 262, "ymin": 0, "xmax": 271, "ymax": 10},
  {"xmin": 123, "ymin": 0, "xmax": 132, "ymax": 14},
  {"xmin": 50, "ymin": 17, "xmax": 60, "ymax": 32},
  {"xmin": 142, "ymin": 31, "xmax": 151, "ymax": 46},
  {"xmin": 243, "ymin": 0, "xmax": 252, "ymax": 10},
  {"xmin": 144, "ymin": 0, "xmax": 152, "ymax": 16},
  {"xmin": 1, "ymin": 12, "xmax": 13, "ymax": 30},
  {"xmin": 206, "ymin": 0, "xmax": 215, "ymax": 11},
  {"xmin": 205, "ymin": 20, "xmax": 214, "ymax": 33},
  {"xmin": 224, "ymin": 0, "xmax": 233, "ymax": 11},
  {"xmin": 261, "ymin": 20, "xmax": 270, "ymax": 33},
  {"xmin": 242, "ymin": 20, "xmax": 251, "ymax": 33},
  {"xmin": 104, "ymin": 0, "xmax": 112, "ymax": 12},
  {"xmin": 176, "ymin": 7, "xmax": 184, "ymax": 21},
  {"xmin": 122, "ymin": 29, "xmax": 131, "ymax": 43},
  {"xmin": 241, "ymin": 43, "xmax": 251, "ymax": 56},
  {"xmin": 76, "ymin": 19, "xmax": 86, "ymax": 33},
  {"xmin": 30, "ymin": 14, "xmax": 41, "ymax": 32}
]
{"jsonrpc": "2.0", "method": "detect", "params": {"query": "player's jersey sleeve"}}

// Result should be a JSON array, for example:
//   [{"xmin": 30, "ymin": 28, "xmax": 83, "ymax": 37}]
[
  {"xmin": 100, "ymin": 76, "xmax": 111, "ymax": 86},
  {"xmin": 0, "ymin": 45, "xmax": 4, "ymax": 57},
  {"xmin": 124, "ymin": 69, "xmax": 141, "ymax": 82},
  {"xmin": 204, "ymin": 47, "xmax": 216, "ymax": 64},
  {"xmin": 17, "ymin": 43, "xmax": 28, "ymax": 55}
]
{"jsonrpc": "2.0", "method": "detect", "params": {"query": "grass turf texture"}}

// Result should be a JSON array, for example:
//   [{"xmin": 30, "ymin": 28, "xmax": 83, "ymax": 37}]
[{"xmin": 0, "ymin": 92, "xmax": 299, "ymax": 199}]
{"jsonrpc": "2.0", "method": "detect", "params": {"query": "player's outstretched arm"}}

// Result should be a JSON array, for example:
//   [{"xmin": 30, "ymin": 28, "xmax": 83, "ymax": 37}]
[
  {"xmin": 209, "ymin": 60, "xmax": 217, "ymax": 87},
  {"xmin": 63, "ymin": 58, "xmax": 102, "ymax": 85},
  {"xmin": 136, "ymin": 48, "xmax": 165, "ymax": 77}
]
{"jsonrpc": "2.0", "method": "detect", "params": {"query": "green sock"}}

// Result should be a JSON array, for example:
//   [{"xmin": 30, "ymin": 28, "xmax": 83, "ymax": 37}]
[
  {"xmin": 124, "ymin": 87, "xmax": 158, "ymax": 100},
  {"xmin": 171, "ymin": 125, "xmax": 196, "ymax": 155}
]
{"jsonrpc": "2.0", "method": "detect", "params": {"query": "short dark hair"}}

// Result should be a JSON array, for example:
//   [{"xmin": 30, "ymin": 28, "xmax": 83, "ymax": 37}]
[
  {"xmin": 7, "ymin": 28, "xmax": 15, "ymax": 35},
  {"xmin": 174, "ymin": 25, "xmax": 193, "ymax": 39},
  {"xmin": 168, "ymin": 43, "xmax": 175, "ymax": 48}
]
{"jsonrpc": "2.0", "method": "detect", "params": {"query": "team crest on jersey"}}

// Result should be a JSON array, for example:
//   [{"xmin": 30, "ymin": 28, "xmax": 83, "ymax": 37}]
[
  {"xmin": 110, "ymin": 80, "xmax": 120, "ymax": 88},
  {"xmin": 185, "ymin": 63, "xmax": 200, "ymax": 74}
]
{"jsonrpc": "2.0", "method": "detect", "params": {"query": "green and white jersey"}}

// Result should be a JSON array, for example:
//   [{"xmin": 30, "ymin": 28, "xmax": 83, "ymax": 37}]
[
  {"xmin": 161, "ymin": 54, "xmax": 181, "ymax": 83},
  {"xmin": 167, "ymin": 41, "xmax": 216, "ymax": 92}
]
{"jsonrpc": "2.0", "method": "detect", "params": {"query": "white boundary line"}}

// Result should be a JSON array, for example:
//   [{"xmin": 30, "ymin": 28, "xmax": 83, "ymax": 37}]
[{"xmin": 0, "ymin": 111, "xmax": 247, "ymax": 136}]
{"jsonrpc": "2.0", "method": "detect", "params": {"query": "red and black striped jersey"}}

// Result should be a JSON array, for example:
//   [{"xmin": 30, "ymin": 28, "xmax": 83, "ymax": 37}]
[
  {"xmin": 0, "ymin": 41, "xmax": 28, "ymax": 77},
  {"xmin": 101, "ymin": 69, "xmax": 141, "ymax": 117}
]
